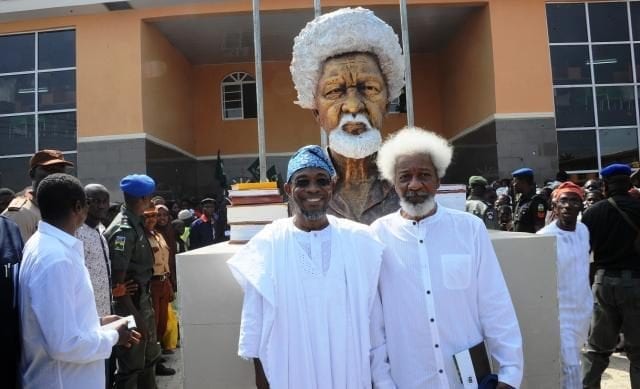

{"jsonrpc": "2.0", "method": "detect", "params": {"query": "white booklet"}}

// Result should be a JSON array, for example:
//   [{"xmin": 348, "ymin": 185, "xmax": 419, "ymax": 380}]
[
  {"xmin": 453, "ymin": 341, "xmax": 492, "ymax": 388},
  {"xmin": 101, "ymin": 315, "xmax": 137, "ymax": 331}
]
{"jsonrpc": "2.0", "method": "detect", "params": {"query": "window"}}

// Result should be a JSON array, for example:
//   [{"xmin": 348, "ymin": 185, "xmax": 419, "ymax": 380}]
[
  {"xmin": 0, "ymin": 29, "xmax": 76, "ymax": 190},
  {"xmin": 547, "ymin": 2, "xmax": 640, "ymax": 174},
  {"xmin": 388, "ymin": 89, "xmax": 407, "ymax": 114},
  {"xmin": 221, "ymin": 72, "xmax": 257, "ymax": 120}
]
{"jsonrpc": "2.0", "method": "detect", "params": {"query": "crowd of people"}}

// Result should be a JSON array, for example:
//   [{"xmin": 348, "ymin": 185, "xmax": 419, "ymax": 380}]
[{"xmin": 0, "ymin": 149, "xmax": 231, "ymax": 389}]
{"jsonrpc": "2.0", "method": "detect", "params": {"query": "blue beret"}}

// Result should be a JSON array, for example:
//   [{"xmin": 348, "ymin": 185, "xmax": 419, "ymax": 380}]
[
  {"xmin": 512, "ymin": 167, "xmax": 534, "ymax": 177},
  {"xmin": 601, "ymin": 163, "xmax": 632, "ymax": 178},
  {"xmin": 120, "ymin": 174, "xmax": 156, "ymax": 197},
  {"xmin": 287, "ymin": 145, "xmax": 336, "ymax": 182}
]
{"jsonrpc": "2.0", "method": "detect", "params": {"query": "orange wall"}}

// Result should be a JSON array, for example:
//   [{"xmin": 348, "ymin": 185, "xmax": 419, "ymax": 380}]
[
  {"xmin": 489, "ymin": 0, "xmax": 554, "ymax": 114},
  {"xmin": 440, "ymin": 5, "xmax": 495, "ymax": 139},
  {"xmin": 140, "ymin": 22, "xmax": 194, "ymax": 153},
  {"xmin": 191, "ymin": 55, "xmax": 442, "ymax": 156}
]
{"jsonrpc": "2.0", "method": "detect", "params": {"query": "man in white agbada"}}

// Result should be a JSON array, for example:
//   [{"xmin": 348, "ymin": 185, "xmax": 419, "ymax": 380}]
[
  {"xmin": 227, "ymin": 145, "xmax": 384, "ymax": 388},
  {"xmin": 537, "ymin": 182, "xmax": 592, "ymax": 389},
  {"xmin": 369, "ymin": 127, "xmax": 524, "ymax": 389}
]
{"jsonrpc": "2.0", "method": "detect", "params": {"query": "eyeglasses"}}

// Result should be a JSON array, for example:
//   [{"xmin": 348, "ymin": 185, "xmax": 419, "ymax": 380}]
[{"xmin": 556, "ymin": 198, "xmax": 582, "ymax": 207}]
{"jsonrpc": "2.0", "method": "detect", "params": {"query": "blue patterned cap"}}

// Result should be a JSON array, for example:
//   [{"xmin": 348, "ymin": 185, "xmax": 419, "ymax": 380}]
[
  {"xmin": 601, "ymin": 163, "xmax": 632, "ymax": 178},
  {"xmin": 287, "ymin": 145, "xmax": 335, "ymax": 182},
  {"xmin": 120, "ymin": 174, "xmax": 156, "ymax": 197},
  {"xmin": 511, "ymin": 167, "xmax": 534, "ymax": 177}
]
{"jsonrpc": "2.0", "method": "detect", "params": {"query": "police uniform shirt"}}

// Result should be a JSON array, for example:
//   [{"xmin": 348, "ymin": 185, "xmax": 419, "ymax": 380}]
[
  {"xmin": 104, "ymin": 205, "xmax": 154, "ymax": 287},
  {"xmin": 582, "ymin": 194, "xmax": 640, "ymax": 271},
  {"xmin": 513, "ymin": 191, "xmax": 547, "ymax": 233},
  {"xmin": 2, "ymin": 194, "xmax": 40, "ymax": 242}
]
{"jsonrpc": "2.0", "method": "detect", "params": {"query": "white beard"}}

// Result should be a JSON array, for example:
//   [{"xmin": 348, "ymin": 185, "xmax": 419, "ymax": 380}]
[
  {"xmin": 328, "ymin": 114, "xmax": 382, "ymax": 159},
  {"xmin": 400, "ymin": 197, "xmax": 436, "ymax": 218}
]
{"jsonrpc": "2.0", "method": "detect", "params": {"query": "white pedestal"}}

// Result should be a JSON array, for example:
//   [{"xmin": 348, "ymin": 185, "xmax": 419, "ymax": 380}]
[{"xmin": 178, "ymin": 232, "xmax": 560, "ymax": 388}]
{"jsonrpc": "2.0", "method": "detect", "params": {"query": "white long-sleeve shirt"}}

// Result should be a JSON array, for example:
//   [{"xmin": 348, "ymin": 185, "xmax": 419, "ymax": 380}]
[
  {"xmin": 370, "ymin": 207, "xmax": 523, "ymax": 389},
  {"xmin": 537, "ymin": 222, "xmax": 592, "ymax": 366},
  {"xmin": 19, "ymin": 221, "xmax": 119, "ymax": 389}
]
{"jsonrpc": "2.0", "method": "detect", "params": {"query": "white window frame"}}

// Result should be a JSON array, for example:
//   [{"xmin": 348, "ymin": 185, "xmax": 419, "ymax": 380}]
[
  {"xmin": 0, "ymin": 27, "xmax": 77, "ymax": 159},
  {"xmin": 221, "ymin": 72, "xmax": 256, "ymax": 120}
]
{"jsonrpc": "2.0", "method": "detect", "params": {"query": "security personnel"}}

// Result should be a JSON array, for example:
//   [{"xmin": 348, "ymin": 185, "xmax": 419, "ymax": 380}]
[
  {"xmin": 465, "ymin": 175, "xmax": 498, "ymax": 230},
  {"xmin": 105, "ymin": 174, "xmax": 162, "ymax": 389},
  {"xmin": 2, "ymin": 150, "xmax": 73, "ymax": 241},
  {"xmin": 512, "ymin": 167, "xmax": 547, "ymax": 233},
  {"xmin": 581, "ymin": 163, "xmax": 640, "ymax": 388}
]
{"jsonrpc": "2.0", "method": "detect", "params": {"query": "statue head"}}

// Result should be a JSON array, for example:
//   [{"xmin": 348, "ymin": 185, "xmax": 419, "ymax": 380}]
[{"xmin": 291, "ymin": 7, "xmax": 405, "ymax": 159}]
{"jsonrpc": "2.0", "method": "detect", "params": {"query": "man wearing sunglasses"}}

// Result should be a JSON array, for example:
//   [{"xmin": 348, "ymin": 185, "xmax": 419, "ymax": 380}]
[
  {"xmin": 228, "ymin": 145, "xmax": 384, "ymax": 389},
  {"xmin": 2, "ymin": 149, "xmax": 73, "ymax": 242}
]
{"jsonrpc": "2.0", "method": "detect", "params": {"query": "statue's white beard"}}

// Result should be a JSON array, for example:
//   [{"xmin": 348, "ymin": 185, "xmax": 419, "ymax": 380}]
[
  {"xmin": 400, "ymin": 197, "xmax": 436, "ymax": 218},
  {"xmin": 328, "ymin": 114, "xmax": 382, "ymax": 159}
]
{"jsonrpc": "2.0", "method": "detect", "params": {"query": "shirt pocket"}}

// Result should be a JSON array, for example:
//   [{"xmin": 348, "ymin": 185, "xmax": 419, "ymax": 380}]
[{"xmin": 441, "ymin": 254, "xmax": 472, "ymax": 290}]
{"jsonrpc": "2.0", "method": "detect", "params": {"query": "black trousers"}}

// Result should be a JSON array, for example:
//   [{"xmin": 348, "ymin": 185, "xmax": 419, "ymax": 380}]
[{"xmin": 582, "ymin": 270, "xmax": 640, "ymax": 388}]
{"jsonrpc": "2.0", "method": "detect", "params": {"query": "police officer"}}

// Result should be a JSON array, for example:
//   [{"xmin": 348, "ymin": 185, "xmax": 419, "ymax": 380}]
[
  {"xmin": 581, "ymin": 164, "xmax": 640, "ymax": 388},
  {"xmin": 512, "ymin": 168, "xmax": 547, "ymax": 233},
  {"xmin": 105, "ymin": 174, "xmax": 167, "ymax": 389},
  {"xmin": 465, "ymin": 175, "xmax": 498, "ymax": 229},
  {"xmin": 2, "ymin": 149, "xmax": 73, "ymax": 241}
]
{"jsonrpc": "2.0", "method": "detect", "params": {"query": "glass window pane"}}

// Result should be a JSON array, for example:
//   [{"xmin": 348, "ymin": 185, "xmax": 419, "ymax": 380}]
[
  {"xmin": 225, "ymin": 108, "xmax": 242, "ymax": 119},
  {"xmin": 550, "ymin": 45, "xmax": 591, "ymax": 85},
  {"xmin": 0, "ymin": 115, "xmax": 35, "ymax": 155},
  {"xmin": 589, "ymin": 2, "xmax": 629, "ymax": 42},
  {"xmin": 631, "ymin": 2, "xmax": 640, "ymax": 41},
  {"xmin": 546, "ymin": 4, "xmax": 587, "ymax": 43},
  {"xmin": 592, "ymin": 44, "xmax": 633, "ymax": 83},
  {"xmin": 38, "ymin": 70, "xmax": 76, "ymax": 111},
  {"xmin": 224, "ymin": 84, "xmax": 240, "ymax": 93},
  {"xmin": 0, "ymin": 33, "xmax": 34, "ymax": 73},
  {"xmin": 38, "ymin": 30, "xmax": 75, "ymax": 70},
  {"xmin": 596, "ymin": 86, "xmax": 636, "ymax": 126},
  {"xmin": 224, "ymin": 92, "xmax": 241, "ymax": 101},
  {"xmin": 554, "ymin": 87, "xmax": 595, "ymax": 128},
  {"xmin": 0, "ymin": 74, "xmax": 35, "ymax": 114},
  {"xmin": 0, "ymin": 156, "xmax": 31, "ymax": 192},
  {"xmin": 242, "ymin": 83, "xmax": 257, "ymax": 119},
  {"xmin": 225, "ymin": 100, "xmax": 241, "ymax": 109},
  {"xmin": 38, "ymin": 112, "xmax": 76, "ymax": 151},
  {"xmin": 557, "ymin": 130, "xmax": 598, "ymax": 171},
  {"xmin": 600, "ymin": 127, "xmax": 639, "ymax": 166}
]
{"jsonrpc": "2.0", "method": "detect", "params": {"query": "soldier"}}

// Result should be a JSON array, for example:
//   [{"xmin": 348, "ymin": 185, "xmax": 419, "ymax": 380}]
[
  {"xmin": 512, "ymin": 168, "xmax": 547, "ymax": 233},
  {"xmin": 104, "ymin": 174, "xmax": 169, "ymax": 389},
  {"xmin": 2, "ymin": 150, "xmax": 73, "ymax": 241},
  {"xmin": 465, "ymin": 175, "xmax": 498, "ymax": 230}
]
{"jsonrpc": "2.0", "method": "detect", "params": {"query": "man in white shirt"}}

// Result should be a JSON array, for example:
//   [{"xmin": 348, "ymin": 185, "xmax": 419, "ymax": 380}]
[
  {"xmin": 370, "ymin": 127, "xmax": 523, "ymax": 389},
  {"xmin": 19, "ymin": 173, "xmax": 140, "ymax": 389},
  {"xmin": 228, "ymin": 145, "xmax": 384, "ymax": 389},
  {"xmin": 537, "ymin": 182, "xmax": 592, "ymax": 389}
]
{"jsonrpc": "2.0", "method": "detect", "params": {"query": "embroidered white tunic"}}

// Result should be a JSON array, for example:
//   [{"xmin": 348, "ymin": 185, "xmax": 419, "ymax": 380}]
[
  {"xmin": 19, "ymin": 222, "xmax": 119, "ymax": 389},
  {"xmin": 76, "ymin": 223, "xmax": 112, "ymax": 317},
  {"xmin": 228, "ymin": 216, "xmax": 383, "ymax": 389},
  {"xmin": 537, "ymin": 221, "xmax": 592, "ymax": 388},
  {"xmin": 370, "ymin": 207, "xmax": 523, "ymax": 389}
]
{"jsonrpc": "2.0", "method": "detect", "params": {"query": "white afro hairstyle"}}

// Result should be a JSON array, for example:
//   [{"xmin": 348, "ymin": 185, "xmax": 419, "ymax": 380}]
[
  {"xmin": 290, "ymin": 7, "xmax": 405, "ymax": 109},
  {"xmin": 377, "ymin": 127, "xmax": 453, "ymax": 182}
]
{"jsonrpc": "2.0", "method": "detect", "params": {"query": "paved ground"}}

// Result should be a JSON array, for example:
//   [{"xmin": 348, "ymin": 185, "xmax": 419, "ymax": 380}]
[
  {"xmin": 157, "ymin": 350, "xmax": 630, "ymax": 389},
  {"xmin": 602, "ymin": 352, "xmax": 631, "ymax": 389}
]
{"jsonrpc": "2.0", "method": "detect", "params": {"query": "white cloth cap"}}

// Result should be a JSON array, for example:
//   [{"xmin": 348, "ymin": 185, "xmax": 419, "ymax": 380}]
[{"xmin": 290, "ymin": 7, "xmax": 405, "ymax": 109}]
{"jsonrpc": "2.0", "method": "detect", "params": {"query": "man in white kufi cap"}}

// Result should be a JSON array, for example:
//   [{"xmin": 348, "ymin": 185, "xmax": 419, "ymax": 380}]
[{"xmin": 290, "ymin": 7, "xmax": 405, "ymax": 225}]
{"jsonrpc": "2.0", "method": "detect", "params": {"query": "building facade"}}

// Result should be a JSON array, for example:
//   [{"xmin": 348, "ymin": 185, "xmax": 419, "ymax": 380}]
[{"xmin": 0, "ymin": 0, "xmax": 636, "ymax": 199}]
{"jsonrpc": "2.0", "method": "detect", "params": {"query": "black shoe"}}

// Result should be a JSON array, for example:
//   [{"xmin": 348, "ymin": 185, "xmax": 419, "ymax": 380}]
[
  {"xmin": 155, "ymin": 363, "xmax": 176, "ymax": 376},
  {"xmin": 162, "ymin": 349, "xmax": 175, "ymax": 355},
  {"xmin": 159, "ymin": 357, "xmax": 167, "ymax": 363}
]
